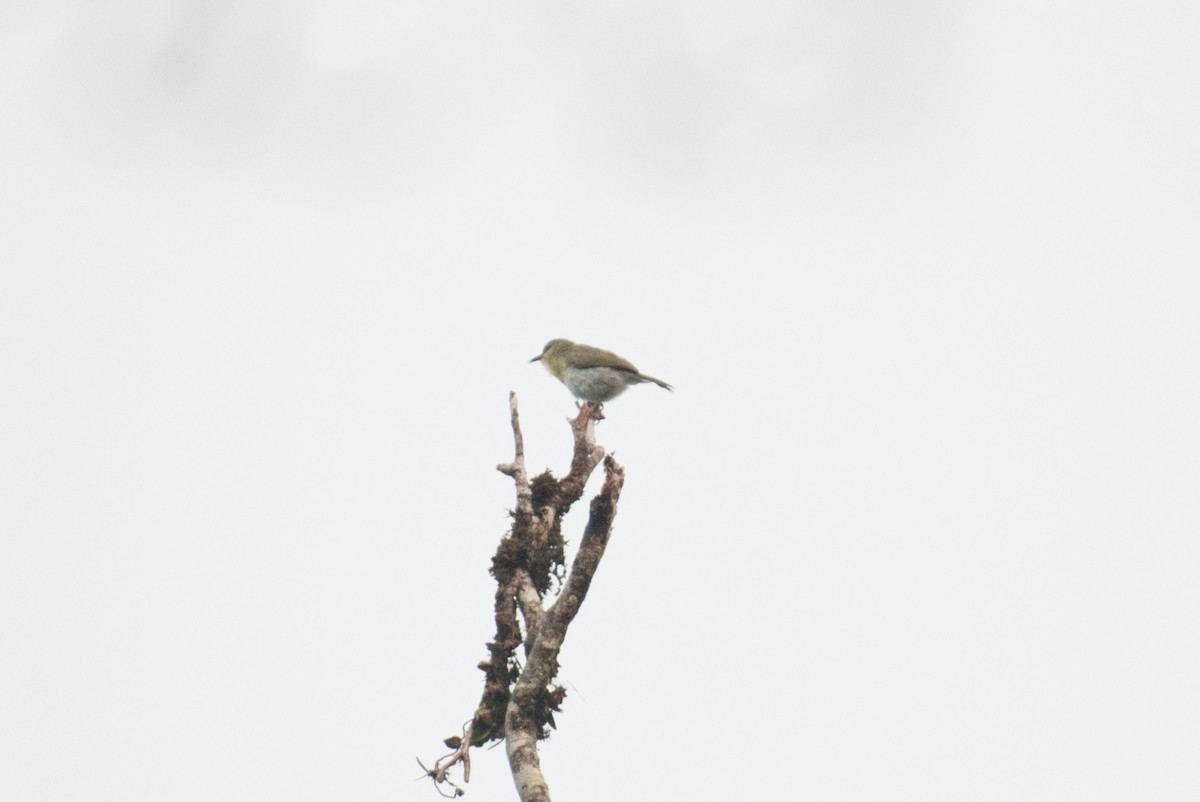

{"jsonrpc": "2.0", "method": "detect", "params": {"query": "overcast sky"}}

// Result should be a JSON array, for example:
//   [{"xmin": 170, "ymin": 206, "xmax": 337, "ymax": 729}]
[{"xmin": 2, "ymin": 1, "xmax": 1198, "ymax": 800}]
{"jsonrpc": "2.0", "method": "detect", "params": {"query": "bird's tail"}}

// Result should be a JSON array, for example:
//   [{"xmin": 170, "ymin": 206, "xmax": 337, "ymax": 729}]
[{"xmin": 638, "ymin": 374, "xmax": 673, "ymax": 392}]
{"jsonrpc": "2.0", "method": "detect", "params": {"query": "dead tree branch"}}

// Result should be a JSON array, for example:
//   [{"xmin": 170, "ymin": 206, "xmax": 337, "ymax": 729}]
[
  {"xmin": 505, "ymin": 453, "xmax": 624, "ymax": 802},
  {"xmin": 422, "ymin": 396, "xmax": 625, "ymax": 801}
]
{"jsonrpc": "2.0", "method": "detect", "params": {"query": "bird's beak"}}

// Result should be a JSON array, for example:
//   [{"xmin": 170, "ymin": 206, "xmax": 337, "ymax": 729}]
[{"xmin": 529, "ymin": 355, "xmax": 542, "ymax": 362}]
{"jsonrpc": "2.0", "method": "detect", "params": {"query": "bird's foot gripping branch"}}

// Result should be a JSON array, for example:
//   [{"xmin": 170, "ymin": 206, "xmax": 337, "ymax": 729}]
[
  {"xmin": 421, "ymin": 393, "xmax": 625, "ymax": 802},
  {"xmin": 576, "ymin": 400, "xmax": 605, "ymax": 421}
]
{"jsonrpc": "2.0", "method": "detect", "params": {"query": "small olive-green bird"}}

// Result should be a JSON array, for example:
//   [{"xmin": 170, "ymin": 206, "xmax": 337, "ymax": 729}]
[{"xmin": 531, "ymin": 339, "xmax": 673, "ymax": 403}]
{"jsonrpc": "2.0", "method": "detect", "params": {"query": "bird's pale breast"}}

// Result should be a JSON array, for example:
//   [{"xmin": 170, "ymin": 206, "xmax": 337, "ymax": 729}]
[{"xmin": 563, "ymin": 366, "xmax": 633, "ymax": 402}]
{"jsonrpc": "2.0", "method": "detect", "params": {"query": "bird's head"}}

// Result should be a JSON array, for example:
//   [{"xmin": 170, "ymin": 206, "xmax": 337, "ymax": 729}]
[{"xmin": 530, "ymin": 339, "xmax": 574, "ymax": 380}]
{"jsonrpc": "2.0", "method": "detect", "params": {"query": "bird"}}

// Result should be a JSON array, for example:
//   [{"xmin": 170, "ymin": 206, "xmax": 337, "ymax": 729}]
[{"xmin": 531, "ymin": 339, "xmax": 673, "ymax": 404}]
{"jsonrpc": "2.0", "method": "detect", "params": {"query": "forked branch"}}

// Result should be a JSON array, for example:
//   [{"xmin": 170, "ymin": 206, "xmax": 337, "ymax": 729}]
[{"xmin": 422, "ymin": 396, "xmax": 625, "ymax": 802}]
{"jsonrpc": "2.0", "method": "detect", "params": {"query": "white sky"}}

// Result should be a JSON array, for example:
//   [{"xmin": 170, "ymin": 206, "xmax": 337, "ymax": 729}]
[{"xmin": 1, "ymin": 1, "xmax": 1198, "ymax": 800}]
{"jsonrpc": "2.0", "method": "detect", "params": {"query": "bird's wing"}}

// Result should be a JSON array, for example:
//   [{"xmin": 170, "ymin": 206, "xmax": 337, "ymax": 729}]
[{"xmin": 571, "ymin": 344, "xmax": 640, "ymax": 373}]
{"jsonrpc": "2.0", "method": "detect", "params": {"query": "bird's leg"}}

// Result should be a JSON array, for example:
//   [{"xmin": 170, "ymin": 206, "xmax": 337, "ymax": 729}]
[{"xmin": 574, "ymin": 401, "xmax": 605, "ymax": 422}]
